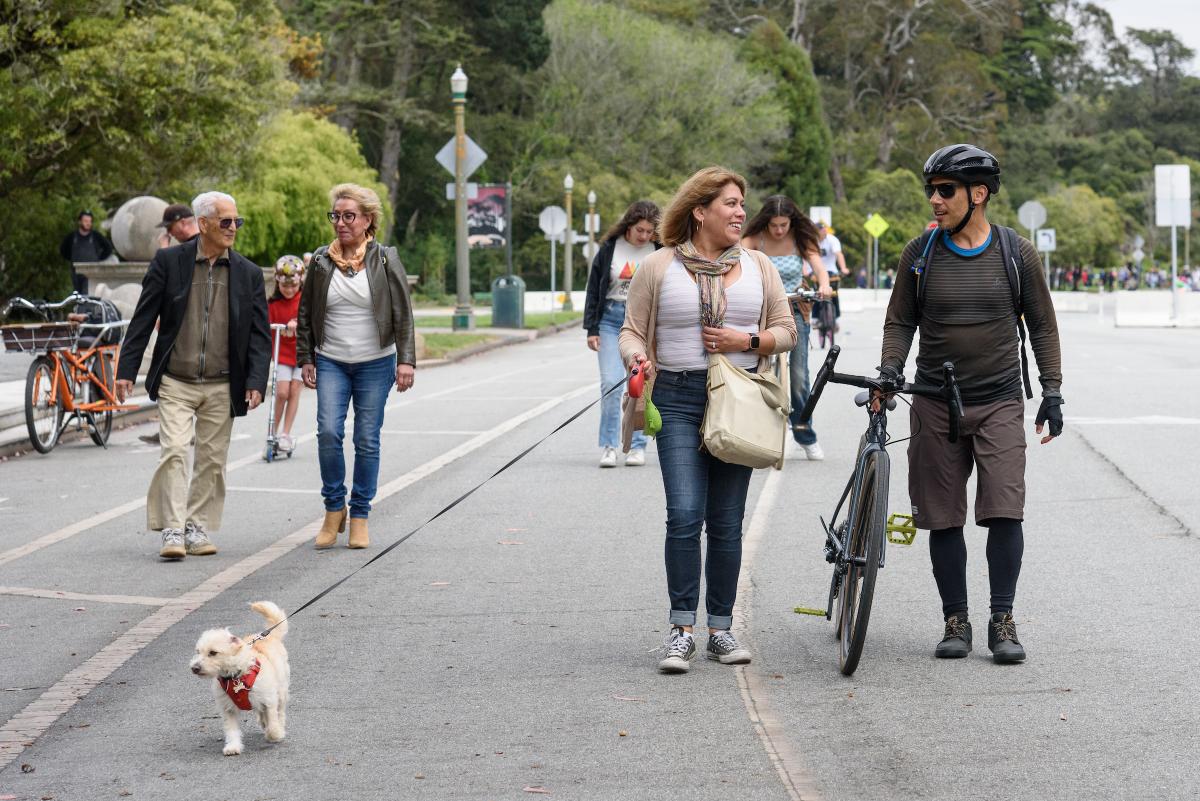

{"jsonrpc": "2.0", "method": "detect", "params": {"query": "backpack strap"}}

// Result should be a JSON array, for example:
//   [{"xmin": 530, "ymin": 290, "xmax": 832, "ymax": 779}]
[
  {"xmin": 995, "ymin": 225, "xmax": 1034, "ymax": 399},
  {"xmin": 911, "ymin": 228, "xmax": 938, "ymax": 324}
]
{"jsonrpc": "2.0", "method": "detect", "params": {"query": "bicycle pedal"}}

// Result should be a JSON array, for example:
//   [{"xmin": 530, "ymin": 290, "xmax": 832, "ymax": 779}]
[
  {"xmin": 793, "ymin": 606, "xmax": 826, "ymax": 617},
  {"xmin": 886, "ymin": 513, "xmax": 917, "ymax": 545}
]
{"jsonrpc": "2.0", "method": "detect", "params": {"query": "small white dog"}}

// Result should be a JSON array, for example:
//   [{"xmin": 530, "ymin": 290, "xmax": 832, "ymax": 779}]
[{"xmin": 190, "ymin": 601, "xmax": 290, "ymax": 756}]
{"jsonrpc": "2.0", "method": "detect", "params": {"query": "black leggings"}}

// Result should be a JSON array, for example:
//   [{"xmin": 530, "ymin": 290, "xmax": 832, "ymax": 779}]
[{"xmin": 928, "ymin": 518, "xmax": 1023, "ymax": 617}]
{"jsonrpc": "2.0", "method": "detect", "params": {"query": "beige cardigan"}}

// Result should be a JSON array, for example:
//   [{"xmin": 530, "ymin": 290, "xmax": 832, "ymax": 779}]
[{"xmin": 618, "ymin": 247, "xmax": 798, "ymax": 373}]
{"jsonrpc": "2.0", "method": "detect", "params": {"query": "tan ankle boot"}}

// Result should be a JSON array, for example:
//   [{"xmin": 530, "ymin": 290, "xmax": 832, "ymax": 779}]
[
  {"xmin": 348, "ymin": 517, "xmax": 369, "ymax": 549},
  {"xmin": 315, "ymin": 508, "xmax": 347, "ymax": 549}
]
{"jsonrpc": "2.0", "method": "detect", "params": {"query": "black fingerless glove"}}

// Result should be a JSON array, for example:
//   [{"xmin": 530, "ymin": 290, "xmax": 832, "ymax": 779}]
[
  {"xmin": 1035, "ymin": 394, "xmax": 1064, "ymax": 437},
  {"xmin": 877, "ymin": 365, "xmax": 904, "ymax": 390}
]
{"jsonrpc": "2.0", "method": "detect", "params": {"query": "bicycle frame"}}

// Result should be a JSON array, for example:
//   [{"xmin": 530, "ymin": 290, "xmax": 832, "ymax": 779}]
[{"xmin": 35, "ymin": 321, "xmax": 136, "ymax": 419}]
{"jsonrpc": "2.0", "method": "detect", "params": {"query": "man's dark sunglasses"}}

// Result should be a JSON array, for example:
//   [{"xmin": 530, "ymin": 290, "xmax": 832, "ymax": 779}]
[
  {"xmin": 924, "ymin": 183, "xmax": 960, "ymax": 199},
  {"xmin": 215, "ymin": 217, "xmax": 245, "ymax": 230}
]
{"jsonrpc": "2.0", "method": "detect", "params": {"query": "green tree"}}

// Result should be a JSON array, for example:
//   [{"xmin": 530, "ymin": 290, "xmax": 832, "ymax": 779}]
[{"xmin": 1039, "ymin": 184, "xmax": 1124, "ymax": 269}]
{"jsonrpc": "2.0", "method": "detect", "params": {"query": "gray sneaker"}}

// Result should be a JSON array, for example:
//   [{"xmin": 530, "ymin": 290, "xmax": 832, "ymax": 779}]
[
  {"xmin": 184, "ymin": 522, "xmax": 217, "ymax": 556},
  {"xmin": 658, "ymin": 627, "xmax": 696, "ymax": 673},
  {"xmin": 159, "ymin": 528, "xmax": 185, "ymax": 560},
  {"xmin": 707, "ymin": 630, "xmax": 752, "ymax": 664}
]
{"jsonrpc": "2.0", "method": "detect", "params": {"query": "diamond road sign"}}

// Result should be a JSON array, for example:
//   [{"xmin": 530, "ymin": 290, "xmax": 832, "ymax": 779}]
[
  {"xmin": 863, "ymin": 213, "xmax": 890, "ymax": 239},
  {"xmin": 435, "ymin": 135, "xmax": 487, "ymax": 180}
]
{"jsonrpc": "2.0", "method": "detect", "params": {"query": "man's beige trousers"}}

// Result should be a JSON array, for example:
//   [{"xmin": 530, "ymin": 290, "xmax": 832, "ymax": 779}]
[{"xmin": 146, "ymin": 376, "xmax": 235, "ymax": 531}]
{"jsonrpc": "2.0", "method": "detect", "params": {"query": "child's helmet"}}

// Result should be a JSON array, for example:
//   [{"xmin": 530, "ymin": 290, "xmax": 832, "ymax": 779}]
[{"xmin": 274, "ymin": 254, "xmax": 305, "ymax": 284}]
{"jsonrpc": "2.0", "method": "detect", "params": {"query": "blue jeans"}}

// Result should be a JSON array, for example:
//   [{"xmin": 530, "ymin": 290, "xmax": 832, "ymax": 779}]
[
  {"xmin": 315, "ymin": 353, "xmax": 396, "ymax": 518},
  {"xmin": 788, "ymin": 313, "xmax": 817, "ymax": 446},
  {"xmin": 653, "ymin": 369, "xmax": 753, "ymax": 629},
  {"xmin": 598, "ymin": 300, "xmax": 647, "ymax": 450}
]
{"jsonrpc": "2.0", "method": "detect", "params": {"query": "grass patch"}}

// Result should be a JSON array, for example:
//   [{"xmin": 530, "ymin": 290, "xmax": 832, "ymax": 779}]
[
  {"xmin": 414, "ymin": 311, "xmax": 583, "ymax": 329},
  {"xmin": 421, "ymin": 332, "xmax": 500, "ymax": 359}
]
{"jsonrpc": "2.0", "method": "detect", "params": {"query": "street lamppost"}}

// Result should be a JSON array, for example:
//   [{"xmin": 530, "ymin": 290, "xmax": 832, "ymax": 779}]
[
  {"xmin": 562, "ymin": 173, "xmax": 574, "ymax": 311},
  {"xmin": 451, "ymin": 64, "xmax": 474, "ymax": 331},
  {"xmin": 586, "ymin": 190, "xmax": 597, "ymax": 261}
]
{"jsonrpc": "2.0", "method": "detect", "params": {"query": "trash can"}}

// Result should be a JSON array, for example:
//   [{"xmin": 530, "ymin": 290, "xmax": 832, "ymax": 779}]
[{"xmin": 491, "ymin": 275, "xmax": 525, "ymax": 329}]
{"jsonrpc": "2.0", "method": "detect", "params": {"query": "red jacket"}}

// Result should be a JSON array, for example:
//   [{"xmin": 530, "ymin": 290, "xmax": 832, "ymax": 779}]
[{"xmin": 268, "ymin": 292, "xmax": 302, "ymax": 367}]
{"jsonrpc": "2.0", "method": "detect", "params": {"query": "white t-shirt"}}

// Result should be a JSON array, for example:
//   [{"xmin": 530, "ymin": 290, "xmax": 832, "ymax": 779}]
[
  {"xmin": 317, "ymin": 269, "xmax": 397, "ymax": 364},
  {"xmin": 654, "ymin": 255, "xmax": 763, "ymax": 372},
  {"xmin": 818, "ymin": 233, "xmax": 842, "ymax": 275},
  {"xmin": 607, "ymin": 238, "xmax": 656, "ymax": 301}
]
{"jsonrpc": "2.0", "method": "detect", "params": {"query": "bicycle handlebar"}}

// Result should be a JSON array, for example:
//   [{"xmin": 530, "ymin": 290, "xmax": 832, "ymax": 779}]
[
  {"xmin": 799, "ymin": 346, "xmax": 964, "ymax": 443},
  {"xmin": 1, "ymin": 292, "xmax": 91, "ymax": 321}
]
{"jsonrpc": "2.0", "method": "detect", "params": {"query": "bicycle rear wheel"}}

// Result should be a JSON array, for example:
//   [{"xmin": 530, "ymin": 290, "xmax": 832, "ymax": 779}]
[
  {"xmin": 836, "ymin": 448, "xmax": 889, "ymax": 675},
  {"xmin": 83, "ymin": 351, "xmax": 115, "ymax": 446},
  {"xmin": 25, "ymin": 356, "xmax": 62, "ymax": 453}
]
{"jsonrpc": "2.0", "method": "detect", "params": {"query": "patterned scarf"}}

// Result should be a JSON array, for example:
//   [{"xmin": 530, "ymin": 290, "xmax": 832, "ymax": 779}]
[
  {"xmin": 676, "ymin": 240, "xmax": 742, "ymax": 327},
  {"xmin": 328, "ymin": 236, "xmax": 371, "ymax": 276}
]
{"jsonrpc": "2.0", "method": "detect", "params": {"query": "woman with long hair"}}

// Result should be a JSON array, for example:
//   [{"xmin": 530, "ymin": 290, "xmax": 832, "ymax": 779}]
[
  {"xmin": 582, "ymin": 200, "xmax": 662, "ymax": 468},
  {"xmin": 619, "ymin": 167, "xmax": 796, "ymax": 673},
  {"xmin": 741, "ymin": 196, "xmax": 832, "ymax": 460}
]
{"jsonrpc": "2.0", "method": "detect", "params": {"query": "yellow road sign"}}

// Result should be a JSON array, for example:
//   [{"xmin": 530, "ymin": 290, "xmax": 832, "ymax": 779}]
[{"xmin": 864, "ymin": 213, "xmax": 890, "ymax": 239}]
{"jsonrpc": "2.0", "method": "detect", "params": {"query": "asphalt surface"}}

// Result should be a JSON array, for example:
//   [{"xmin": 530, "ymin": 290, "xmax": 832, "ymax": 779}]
[{"xmin": 0, "ymin": 301, "xmax": 1197, "ymax": 800}]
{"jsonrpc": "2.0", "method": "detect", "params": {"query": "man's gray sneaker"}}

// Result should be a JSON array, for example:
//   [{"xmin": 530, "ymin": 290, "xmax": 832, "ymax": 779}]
[
  {"xmin": 706, "ymin": 630, "xmax": 752, "ymax": 664},
  {"xmin": 988, "ymin": 612, "xmax": 1026, "ymax": 664},
  {"xmin": 935, "ymin": 613, "xmax": 972, "ymax": 658},
  {"xmin": 159, "ymin": 528, "xmax": 185, "ymax": 560},
  {"xmin": 658, "ymin": 627, "xmax": 696, "ymax": 673},
  {"xmin": 184, "ymin": 522, "xmax": 217, "ymax": 556}
]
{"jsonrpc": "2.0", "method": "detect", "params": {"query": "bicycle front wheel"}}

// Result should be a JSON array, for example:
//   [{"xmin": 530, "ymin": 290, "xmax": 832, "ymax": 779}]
[
  {"xmin": 25, "ymin": 356, "xmax": 63, "ymax": 453},
  {"xmin": 836, "ymin": 448, "xmax": 889, "ymax": 675}
]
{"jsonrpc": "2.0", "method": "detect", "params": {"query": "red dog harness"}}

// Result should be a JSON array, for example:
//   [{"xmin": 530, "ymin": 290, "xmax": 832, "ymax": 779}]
[{"xmin": 218, "ymin": 660, "xmax": 261, "ymax": 711}]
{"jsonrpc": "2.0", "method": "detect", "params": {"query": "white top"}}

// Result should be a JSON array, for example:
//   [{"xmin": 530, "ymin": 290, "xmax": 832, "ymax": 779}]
[
  {"xmin": 818, "ymin": 233, "xmax": 842, "ymax": 275},
  {"xmin": 655, "ymin": 254, "xmax": 763, "ymax": 372},
  {"xmin": 607, "ymin": 238, "xmax": 656, "ymax": 301},
  {"xmin": 316, "ymin": 268, "xmax": 397, "ymax": 364}
]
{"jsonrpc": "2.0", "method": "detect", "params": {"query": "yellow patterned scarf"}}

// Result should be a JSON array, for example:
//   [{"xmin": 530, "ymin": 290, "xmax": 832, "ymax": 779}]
[{"xmin": 328, "ymin": 237, "xmax": 371, "ymax": 276}]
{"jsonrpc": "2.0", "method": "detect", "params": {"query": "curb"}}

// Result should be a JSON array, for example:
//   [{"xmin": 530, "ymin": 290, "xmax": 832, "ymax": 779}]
[{"xmin": 0, "ymin": 319, "xmax": 584, "ymax": 460}]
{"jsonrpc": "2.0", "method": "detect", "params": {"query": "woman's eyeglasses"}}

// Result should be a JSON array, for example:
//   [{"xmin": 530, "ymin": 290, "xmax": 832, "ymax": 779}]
[
  {"xmin": 214, "ymin": 217, "xmax": 245, "ymax": 230},
  {"xmin": 924, "ymin": 183, "xmax": 960, "ymax": 199},
  {"xmin": 327, "ymin": 211, "xmax": 358, "ymax": 224}
]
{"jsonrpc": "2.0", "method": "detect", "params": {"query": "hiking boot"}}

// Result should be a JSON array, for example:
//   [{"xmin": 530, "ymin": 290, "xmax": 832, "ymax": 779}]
[
  {"xmin": 935, "ymin": 613, "xmax": 972, "ymax": 658},
  {"xmin": 599, "ymin": 447, "xmax": 617, "ymax": 468},
  {"xmin": 802, "ymin": 442, "xmax": 825, "ymax": 461},
  {"xmin": 988, "ymin": 612, "xmax": 1026, "ymax": 664},
  {"xmin": 707, "ymin": 630, "xmax": 752, "ymax": 664},
  {"xmin": 184, "ymin": 522, "xmax": 217, "ymax": 556},
  {"xmin": 625, "ymin": 448, "xmax": 646, "ymax": 467},
  {"xmin": 159, "ymin": 528, "xmax": 185, "ymax": 560},
  {"xmin": 658, "ymin": 627, "xmax": 696, "ymax": 674}
]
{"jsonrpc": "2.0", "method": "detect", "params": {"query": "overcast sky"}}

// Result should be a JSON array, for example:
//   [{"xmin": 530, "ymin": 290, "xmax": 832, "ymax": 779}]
[{"xmin": 1097, "ymin": 0, "xmax": 1200, "ymax": 72}]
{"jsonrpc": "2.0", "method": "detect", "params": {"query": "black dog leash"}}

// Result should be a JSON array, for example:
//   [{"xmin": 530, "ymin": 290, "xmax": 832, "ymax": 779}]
[{"xmin": 250, "ymin": 370, "xmax": 639, "ymax": 642}]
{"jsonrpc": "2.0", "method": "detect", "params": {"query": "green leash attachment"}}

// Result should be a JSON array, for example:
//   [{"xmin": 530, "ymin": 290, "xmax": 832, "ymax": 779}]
[{"xmin": 886, "ymin": 513, "xmax": 917, "ymax": 545}]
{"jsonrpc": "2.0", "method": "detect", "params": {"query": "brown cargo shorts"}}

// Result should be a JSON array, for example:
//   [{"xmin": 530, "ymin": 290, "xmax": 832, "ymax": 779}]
[{"xmin": 907, "ymin": 394, "xmax": 1026, "ymax": 530}]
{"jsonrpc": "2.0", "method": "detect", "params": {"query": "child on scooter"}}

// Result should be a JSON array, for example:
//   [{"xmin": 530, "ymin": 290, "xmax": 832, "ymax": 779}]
[{"xmin": 268, "ymin": 255, "xmax": 305, "ymax": 452}]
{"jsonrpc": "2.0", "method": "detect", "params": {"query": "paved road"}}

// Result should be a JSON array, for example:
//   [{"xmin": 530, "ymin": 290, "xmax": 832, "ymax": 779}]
[{"xmin": 0, "ymin": 304, "xmax": 1197, "ymax": 800}]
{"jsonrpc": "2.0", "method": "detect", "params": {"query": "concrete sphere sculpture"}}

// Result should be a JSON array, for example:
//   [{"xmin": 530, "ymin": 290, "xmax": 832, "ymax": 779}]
[{"xmin": 110, "ymin": 196, "xmax": 168, "ymax": 261}]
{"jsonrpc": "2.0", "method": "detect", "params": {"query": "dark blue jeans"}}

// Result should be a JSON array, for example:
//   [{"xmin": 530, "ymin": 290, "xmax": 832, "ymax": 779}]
[
  {"xmin": 788, "ymin": 313, "xmax": 817, "ymax": 446},
  {"xmin": 653, "ymin": 369, "xmax": 753, "ymax": 629},
  {"xmin": 315, "ymin": 353, "xmax": 396, "ymax": 518}
]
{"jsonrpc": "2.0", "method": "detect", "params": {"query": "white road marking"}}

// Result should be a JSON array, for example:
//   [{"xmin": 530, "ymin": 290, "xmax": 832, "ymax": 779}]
[
  {"xmin": 735, "ymin": 468, "xmax": 825, "ymax": 801},
  {"xmin": 0, "ymin": 380, "xmax": 597, "ymax": 769},
  {"xmin": 380, "ymin": 429, "xmax": 486, "ymax": 436},
  {"xmin": 0, "ymin": 586, "xmax": 173, "ymax": 606}
]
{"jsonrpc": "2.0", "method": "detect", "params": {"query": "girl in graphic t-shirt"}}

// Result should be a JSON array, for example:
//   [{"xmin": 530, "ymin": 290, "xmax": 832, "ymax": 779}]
[
  {"xmin": 268, "ymin": 255, "xmax": 305, "ymax": 453},
  {"xmin": 582, "ymin": 200, "xmax": 662, "ymax": 468}
]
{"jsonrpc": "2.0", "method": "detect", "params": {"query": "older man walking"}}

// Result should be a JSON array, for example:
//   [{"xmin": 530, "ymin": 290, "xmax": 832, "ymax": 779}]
[{"xmin": 116, "ymin": 191, "xmax": 271, "ymax": 560}]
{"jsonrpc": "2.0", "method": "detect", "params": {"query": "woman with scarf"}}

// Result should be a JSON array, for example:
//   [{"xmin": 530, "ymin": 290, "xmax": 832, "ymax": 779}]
[
  {"xmin": 619, "ymin": 167, "xmax": 797, "ymax": 673},
  {"xmin": 297, "ymin": 184, "xmax": 416, "ymax": 550}
]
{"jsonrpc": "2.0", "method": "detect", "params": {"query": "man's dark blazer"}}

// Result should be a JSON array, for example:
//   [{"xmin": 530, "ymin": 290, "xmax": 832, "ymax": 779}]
[{"xmin": 117, "ymin": 238, "xmax": 271, "ymax": 417}]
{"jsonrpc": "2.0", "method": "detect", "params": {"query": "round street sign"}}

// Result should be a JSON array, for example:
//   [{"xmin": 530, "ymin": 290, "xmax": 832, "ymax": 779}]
[
  {"xmin": 582, "ymin": 241, "xmax": 599, "ymax": 263},
  {"xmin": 1132, "ymin": 248, "xmax": 1145, "ymax": 264},
  {"xmin": 538, "ymin": 205, "xmax": 567, "ymax": 236},
  {"xmin": 1018, "ymin": 200, "xmax": 1047, "ymax": 231}
]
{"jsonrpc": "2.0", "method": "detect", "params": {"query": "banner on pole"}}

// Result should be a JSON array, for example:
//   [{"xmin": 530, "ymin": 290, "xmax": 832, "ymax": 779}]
[{"xmin": 468, "ymin": 184, "xmax": 507, "ymax": 248}]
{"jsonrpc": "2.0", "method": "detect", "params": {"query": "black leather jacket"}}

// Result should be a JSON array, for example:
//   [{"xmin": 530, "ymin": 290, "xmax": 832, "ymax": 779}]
[{"xmin": 296, "ymin": 240, "xmax": 417, "ymax": 367}]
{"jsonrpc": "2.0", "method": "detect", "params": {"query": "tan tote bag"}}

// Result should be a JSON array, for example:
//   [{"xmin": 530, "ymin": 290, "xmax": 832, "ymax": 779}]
[{"xmin": 701, "ymin": 353, "xmax": 790, "ymax": 468}]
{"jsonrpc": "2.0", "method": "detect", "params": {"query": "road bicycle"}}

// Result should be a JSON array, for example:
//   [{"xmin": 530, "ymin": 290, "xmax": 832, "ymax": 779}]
[
  {"xmin": 797, "ymin": 345, "xmax": 963, "ymax": 675},
  {"xmin": 1, "ymin": 293, "xmax": 133, "ymax": 453}
]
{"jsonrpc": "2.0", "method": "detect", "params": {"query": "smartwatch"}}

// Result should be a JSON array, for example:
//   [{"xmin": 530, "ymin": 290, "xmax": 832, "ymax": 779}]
[{"xmin": 747, "ymin": 333, "xmax": 760, "ymax": 352}]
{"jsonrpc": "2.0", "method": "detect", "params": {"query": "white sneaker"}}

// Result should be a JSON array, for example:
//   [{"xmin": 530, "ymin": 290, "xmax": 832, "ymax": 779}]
[
  {"xmin": 625, "ymin": 448, "xmax": 646, "ymax": 467},
  {"xmin": 599, "ymin": 447, "xmax": 617, "ymax": 468},
  {"xmin": 278, "ymin": 433, "xmax": 295, "ymax": 452},
  {"xmin": 802, "ymin": 442, "xmax": 825, "ymax": 461}
]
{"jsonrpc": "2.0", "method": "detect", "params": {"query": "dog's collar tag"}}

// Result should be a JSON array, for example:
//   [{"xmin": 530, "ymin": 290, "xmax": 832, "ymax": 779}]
[{"xmin": 219, "ymin": 659, "xmax": 261, "ymax": 711}]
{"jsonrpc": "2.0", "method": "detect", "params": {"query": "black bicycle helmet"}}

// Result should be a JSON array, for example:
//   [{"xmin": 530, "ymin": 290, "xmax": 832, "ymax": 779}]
[{"xmin": 923, "ymin": 144, "xmax": 1001, "ymax": 195}]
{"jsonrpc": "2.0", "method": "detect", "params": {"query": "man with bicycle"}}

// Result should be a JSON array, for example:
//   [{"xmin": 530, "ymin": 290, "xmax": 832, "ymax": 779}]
[
  {"xmin": 879, "ymin": 145, "xmax": 1063, "ymax": 664},
  {"xmin": 116, "ymin": 191, "xmax": 271, "ymax": 560}
]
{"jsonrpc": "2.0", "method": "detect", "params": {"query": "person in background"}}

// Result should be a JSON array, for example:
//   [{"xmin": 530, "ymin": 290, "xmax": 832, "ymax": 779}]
[
  {"xmin": 740, "ymin": 195, "xmax": 831, "ymax": 460},
  {"xmin": 583, "ymin": 200, "xmax": 661, "ymax": 468},
  {"xmin": 269, "ymin": 255, "xmax": 306, "ymax": 453},
  {"xmin": 816, "ymin": 221, "xmax": 850, "ymax": 324},
  {"xmin": 619, "ymin": 166, "xmax": 797, "ymax": 674},
  {"xmin": 60, "ymin": 210, "xmax": 113, "ymax": 295},
  {"xmin": 298, "ymin": 183, "xmax": 416, "ymax": 550}
]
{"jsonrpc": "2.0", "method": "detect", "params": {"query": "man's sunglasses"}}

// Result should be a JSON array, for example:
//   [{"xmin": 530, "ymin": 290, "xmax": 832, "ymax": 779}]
[
  {"xmin": 327, "ymin": 211, "xmax": 359, "ymax": 224},
  {"xmin": 210, "ymin": 217, "xmax": 245, "ymax": 230},
  {"xmin": 924, "ymin": 183, "xmax": 961, "ymax": 199}
]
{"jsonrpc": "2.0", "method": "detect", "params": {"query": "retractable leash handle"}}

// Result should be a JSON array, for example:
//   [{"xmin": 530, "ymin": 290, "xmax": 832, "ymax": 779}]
[{"xmin": 628, "ymin": 364, "xmax": 644, "ymax": 398}]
